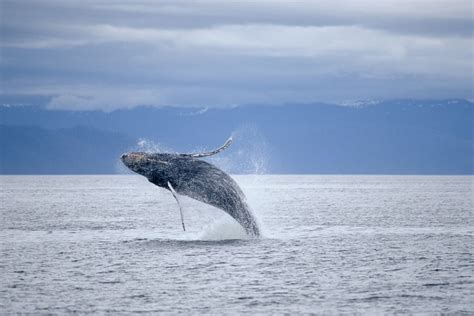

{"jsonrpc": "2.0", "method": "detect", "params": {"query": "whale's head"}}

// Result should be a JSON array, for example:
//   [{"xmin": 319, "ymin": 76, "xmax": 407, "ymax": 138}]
[{"xmin": 121, "ymin": 152, "xmax": 176, "ymax": 185}]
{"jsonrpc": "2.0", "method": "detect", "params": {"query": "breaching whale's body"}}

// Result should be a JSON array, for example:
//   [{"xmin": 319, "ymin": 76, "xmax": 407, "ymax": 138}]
[{"xmin": 121, "ymin": 138, "xmax": 260, "ymax": 237}]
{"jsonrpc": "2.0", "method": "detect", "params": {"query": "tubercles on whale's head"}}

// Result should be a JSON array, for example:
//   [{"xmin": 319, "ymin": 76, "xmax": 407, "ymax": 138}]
[{"xmin": 121, "ymin": 152, "xmax": 172, "ymax": 180}]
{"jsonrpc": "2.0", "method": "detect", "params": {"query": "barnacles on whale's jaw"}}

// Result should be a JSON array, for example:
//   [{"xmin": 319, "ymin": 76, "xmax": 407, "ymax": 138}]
[
  {"xmin": 121, "ymin": 152, "xmax": 148, "ymax": 174},
  {"xmin": 121, "ymin": 152, "xmax": 144, "ymax": 167}
]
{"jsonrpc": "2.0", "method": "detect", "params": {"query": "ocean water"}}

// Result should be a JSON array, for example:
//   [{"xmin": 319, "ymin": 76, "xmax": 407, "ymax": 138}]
[{"xmin": 0, "ymin": 175, "xmax": 473, "ymax": 314}]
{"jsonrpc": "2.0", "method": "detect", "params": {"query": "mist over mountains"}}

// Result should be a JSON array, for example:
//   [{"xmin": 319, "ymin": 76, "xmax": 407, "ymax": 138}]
[{"xmin": 1, "ymin": 100, "xmax": 472, "ymax": 174}]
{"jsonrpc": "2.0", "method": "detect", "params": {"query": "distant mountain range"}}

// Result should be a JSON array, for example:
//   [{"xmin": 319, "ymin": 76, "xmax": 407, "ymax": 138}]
[{"xmin": 1, "ymin": 100, "xmax": 472, "ymax": 174}]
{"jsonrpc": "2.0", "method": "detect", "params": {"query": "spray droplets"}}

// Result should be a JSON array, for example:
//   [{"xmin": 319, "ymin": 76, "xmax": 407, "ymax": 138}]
[
  {"xmin": 135, "ymin": 139, "xmax": 173, "ymax": 154},
  {"xmin": 210, "ymin": 126, "xmax": 270, "ymax": 174}
]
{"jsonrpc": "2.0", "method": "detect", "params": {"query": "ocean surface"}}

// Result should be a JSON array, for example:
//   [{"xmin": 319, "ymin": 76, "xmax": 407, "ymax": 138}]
[{"xmin": 1, "ymin": 175, "xmax": 473, "ymax": 314}]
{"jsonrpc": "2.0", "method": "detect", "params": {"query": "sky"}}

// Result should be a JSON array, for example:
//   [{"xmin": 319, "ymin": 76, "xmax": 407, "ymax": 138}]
[{"xmin": 0, "ymin": 0, "xmax": 472, "ymax": 111}]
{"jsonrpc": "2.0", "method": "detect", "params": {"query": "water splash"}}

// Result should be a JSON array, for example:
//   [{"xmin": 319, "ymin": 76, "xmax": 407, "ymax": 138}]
[
  {"xmin": 134, "ymin": 138, "xmax": 174, "ymax": 153},
  {"xmin": 208, "ymin": 125, "xmax": 270, "ymax": 175},
  {"xmin": 196, "ymin": 216, "xmax": 249, "ymax": 240},
  {"xmin": 114, "ymin": 158, "xmax": 130, "ymax": 174}
]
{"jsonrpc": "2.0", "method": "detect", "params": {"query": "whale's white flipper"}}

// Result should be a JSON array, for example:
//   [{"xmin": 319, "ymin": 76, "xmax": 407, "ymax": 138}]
[
  {"xmin": 187, "ymin": 137, "xmax": 233, "ymax": 158},
  {"xmin": 168, "ymin": 181, "xmax": 186, "ymax": 231}
]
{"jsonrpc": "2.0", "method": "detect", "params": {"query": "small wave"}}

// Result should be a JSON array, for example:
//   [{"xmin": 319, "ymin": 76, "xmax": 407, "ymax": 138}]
[
  {"xmin": 196, "ymin": 217, "xmax": 250, "ymax": 241},
  {"xmin": 423, "ymin": 282, "xmax": 450, "ymax": 287}
]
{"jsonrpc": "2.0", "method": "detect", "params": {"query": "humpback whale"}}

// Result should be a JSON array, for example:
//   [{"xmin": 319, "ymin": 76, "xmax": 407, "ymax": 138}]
[{"xmin": 121, "ymin": 138, "xmax": 260, "ymax": 237}]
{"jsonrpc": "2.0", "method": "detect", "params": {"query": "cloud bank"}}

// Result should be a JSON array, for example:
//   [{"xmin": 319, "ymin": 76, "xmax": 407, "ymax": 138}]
[{"xmin": 1, "ymin": 0, "xmax": 472, "ymax": 110}]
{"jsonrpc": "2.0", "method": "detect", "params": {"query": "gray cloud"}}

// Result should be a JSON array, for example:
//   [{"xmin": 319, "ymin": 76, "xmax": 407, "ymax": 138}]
[{"xmin": 1, "ymin": 0, "xmax": 472, "ymax": 110}]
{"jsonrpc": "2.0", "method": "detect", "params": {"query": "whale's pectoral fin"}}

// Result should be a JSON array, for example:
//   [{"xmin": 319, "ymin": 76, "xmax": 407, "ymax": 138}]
[
  {"xmin": 183, "ymin": 137, "xmax": 233, "ymax": 158},
  {"xmin": 167, "ymin": 181, "xmax": 186, "ymax": 231}
]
